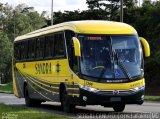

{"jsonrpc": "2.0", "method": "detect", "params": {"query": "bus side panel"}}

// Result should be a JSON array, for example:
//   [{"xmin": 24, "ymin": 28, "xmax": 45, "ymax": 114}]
[
  {"xmin": 12, "ymin": 59, "xmax": 19, "ymax": 97},
  {"xmin": 14, "ymin": 58, "xmax": 82, "ymax": 102},
  {"xmin": 15, "ymin": 60, "xmax": 66, "ymax": 102},
  {"xmin": 12, "ymin": 63, "xmax": 24, "ymax": 98},
  {"xmin": 15, "ymin": 62, "xmax": 55, "ymax": 101}
]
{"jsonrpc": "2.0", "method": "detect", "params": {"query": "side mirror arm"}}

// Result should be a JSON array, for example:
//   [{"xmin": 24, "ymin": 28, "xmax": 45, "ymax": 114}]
[
  {"xmin": 72, "ymin": 37, "xmax": 81, "ymax": 57},
  {"xmin": 139, "ymin": 37, "xmax": 150, "ymax": 57}
]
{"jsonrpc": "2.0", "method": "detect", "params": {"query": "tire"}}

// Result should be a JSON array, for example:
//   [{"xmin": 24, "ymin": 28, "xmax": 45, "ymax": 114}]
[
  {"xmin": 113, "ymin": 104, "xmax": 125, "ymax": 112},
  {"xmin": 61, "ymin": 88, "xmax": 75, "ymax": 113},
  {"xmin": 24, "ymin": 86, "xmax": 41, "ymax": 107}
]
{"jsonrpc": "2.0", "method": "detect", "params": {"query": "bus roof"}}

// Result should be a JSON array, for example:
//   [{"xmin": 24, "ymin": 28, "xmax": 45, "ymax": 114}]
[{"xmin": 15, "ymin": 20, "xmax": 137, "ymax": 42}]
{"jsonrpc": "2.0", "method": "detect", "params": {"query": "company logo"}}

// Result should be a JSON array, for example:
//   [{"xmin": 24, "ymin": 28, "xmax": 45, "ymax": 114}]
[{"xmin": 113, "ymin": 90, "xmax": 119, "ymax": 95}]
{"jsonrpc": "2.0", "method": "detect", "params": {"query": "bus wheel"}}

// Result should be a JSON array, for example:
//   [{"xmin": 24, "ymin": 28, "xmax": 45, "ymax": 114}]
[
  {"xmin": 24, "ymin": 86, "xmax": 41, "ymax": 107},
  {"xmin": 113, "ymin": 104, "xmax": 125, "ymax": 112},
  {"xmin": 61, "ymin": 89, "xmax": 75, "ymax": 113}
]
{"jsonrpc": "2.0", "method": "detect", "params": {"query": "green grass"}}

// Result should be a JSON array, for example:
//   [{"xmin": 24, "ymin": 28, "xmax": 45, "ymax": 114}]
[
  {"xmin": 0, "ymin": 103, "xmax": 70, "ymax": 119},
  {"xmin": 0, "ymin": 82, "xmax": 13, "ymax": 93},
  {"xmin": 145, "ymin": 96, "xmax": 160, "ymax": 102}
]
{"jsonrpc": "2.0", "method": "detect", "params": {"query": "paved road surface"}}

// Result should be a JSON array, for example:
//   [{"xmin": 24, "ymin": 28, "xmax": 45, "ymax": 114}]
[{"xmin": 0, "ymin": 93, "xmax": 160, "ymax": 118}]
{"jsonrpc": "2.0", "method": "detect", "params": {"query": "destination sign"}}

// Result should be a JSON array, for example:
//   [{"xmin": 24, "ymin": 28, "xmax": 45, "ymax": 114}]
[{"xmin": 87, "ymin": 36, "xmax": 103, "ymax": 41}]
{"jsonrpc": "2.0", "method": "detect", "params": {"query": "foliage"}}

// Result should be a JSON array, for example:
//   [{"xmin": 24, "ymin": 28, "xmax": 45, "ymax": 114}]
[
  {"xmin": 0, "ymin": 31, "xmax": 12, "ymax": 83},
  {"xmin": 145, "ymin": 96, "xmax": 160, "ymax": 102},
  {"xmin": 0, "ymin": 3, "xmax": 47, "ymax": 83},
  {"xmin": 0, "ymin": 82, "xmax": 13, "ymax": 93}
]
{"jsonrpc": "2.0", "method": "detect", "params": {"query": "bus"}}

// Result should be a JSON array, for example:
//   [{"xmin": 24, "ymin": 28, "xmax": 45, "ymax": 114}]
[{"xmin": 12, "ymin": 20, "xmax": 150, "ymax": 112}]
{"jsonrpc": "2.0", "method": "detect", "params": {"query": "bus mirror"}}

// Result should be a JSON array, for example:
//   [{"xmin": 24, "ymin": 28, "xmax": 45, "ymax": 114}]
[
  {"xmin": 139, "ymin": 37, "xmax": 150, "ymax": 57},
  {"xmin": 72, "ymin": 37, "xmax": 81, "ymax": 57}
]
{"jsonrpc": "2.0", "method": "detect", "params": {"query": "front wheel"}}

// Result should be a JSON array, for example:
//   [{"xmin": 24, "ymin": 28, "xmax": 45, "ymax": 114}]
[
  {"xmin": 61, "ymin": 89, "xmax": 75, "ymax": 113},
  {"xmin": 113, "ymin": 104, "xmax": 125, "ymax": 112}
]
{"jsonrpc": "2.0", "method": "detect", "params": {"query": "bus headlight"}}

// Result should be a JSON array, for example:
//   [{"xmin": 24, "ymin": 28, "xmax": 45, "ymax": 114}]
[
  {"xmin": 131, "ymin": 85, "xmax": 145, "ymax": 92},
  {"xmin": 79, "ymin": 84, "xmax": 99, "ymax": 93}
]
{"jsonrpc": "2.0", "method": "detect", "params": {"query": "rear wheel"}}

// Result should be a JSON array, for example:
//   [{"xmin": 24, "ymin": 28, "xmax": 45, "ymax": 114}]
[
  {"xmin": 61, "ymin": 88, "xmax": 75, "ymax": 113},
  {"xmin": 113, "ymin": 104, "xmax": 125, "ymax": 112},
  {"xmin": 24, "ymin": 86, "xmax": 41, "ymax": 107}
]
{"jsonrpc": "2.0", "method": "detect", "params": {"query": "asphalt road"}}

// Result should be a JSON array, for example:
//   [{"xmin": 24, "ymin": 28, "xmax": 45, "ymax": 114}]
[{"xmin": 0, "ymin": 93, "xmax": 160, "ymax": 119}]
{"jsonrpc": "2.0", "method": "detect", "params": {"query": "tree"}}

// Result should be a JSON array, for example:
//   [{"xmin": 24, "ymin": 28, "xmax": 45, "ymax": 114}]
[
  {"xmin": 86, "ymin": 0, "xmax": 138, "ymax": 21},
  {"xmin": 0, "ymin": 31, "xmax": 12, "ymax": 83},
  {"xmin": 3, "ymin": 4, "xmax": 47, "ymax": 41},
  {"xmin": 0, "ymin": 3, "xmax": 47, "ymax": 83},
  {"xmin": 86, "ymin": 0, "xmax": 118, "ymax": 20}
]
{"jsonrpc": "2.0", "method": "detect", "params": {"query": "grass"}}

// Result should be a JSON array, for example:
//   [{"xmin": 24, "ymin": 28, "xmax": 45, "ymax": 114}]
[
  {"xmin": 0, "ymin": 82, "xmax": 13, "ymax": 93},
  {"xmin": 0, "ymin": 103, "xmax": 70, "ymax": 119},
  {"xmin": 145, "ymin": 96, "xmax": 160, "ymax": 102}
]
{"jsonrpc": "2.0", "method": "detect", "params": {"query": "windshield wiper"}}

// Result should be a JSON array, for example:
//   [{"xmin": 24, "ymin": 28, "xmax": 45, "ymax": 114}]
[{"xmin": 113, "ymin": 50, "xmax": 132, "ymax": 81}]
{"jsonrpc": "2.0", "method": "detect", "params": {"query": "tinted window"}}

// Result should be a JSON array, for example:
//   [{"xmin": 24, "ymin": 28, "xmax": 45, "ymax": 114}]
[
  {"xmin": 21, "ymin": 41, "xmax": 28, "ymax": 60},
  {"xmin": 36, "ymin": 37, "xmax": 45, "ymax": 59},
  {"xmin": 14, "ymin": 42, "xmax": 21, "ymax": 61},
  {"xmin": 15, "ymin": 32, "xmax": 66, "ymax": 61},
  {"xmin": 45, "ymin": 35, "xmax": 54, "ymax": 58},
  {"xmin": 14, "ymin": 41, "xmax": 28, "ymax": 61},
  {"xmin": 54, "ymin": 33, "xmax": 65, "ymax": 58},
  {"xmin": 28, "ymin": 39, "xmax": 36, "ymax": 59}
]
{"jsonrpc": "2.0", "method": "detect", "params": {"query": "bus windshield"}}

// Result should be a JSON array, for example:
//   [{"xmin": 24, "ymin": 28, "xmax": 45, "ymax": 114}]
[{"xmin": 78, "ymin": 35, "xmax": 143, "ymax": 82}]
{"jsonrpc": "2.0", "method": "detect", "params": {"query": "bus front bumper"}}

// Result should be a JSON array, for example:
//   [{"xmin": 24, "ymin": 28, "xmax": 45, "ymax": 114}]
[{"xmin": 77, "ymin": 87, "xmax": 145, "ymax": 106}]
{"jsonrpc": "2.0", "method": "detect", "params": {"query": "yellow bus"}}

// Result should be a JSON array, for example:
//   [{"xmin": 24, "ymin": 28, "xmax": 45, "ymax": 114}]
[{"xmin": 12, "ymin": 20, "xmax": 150, "ymax": 112}]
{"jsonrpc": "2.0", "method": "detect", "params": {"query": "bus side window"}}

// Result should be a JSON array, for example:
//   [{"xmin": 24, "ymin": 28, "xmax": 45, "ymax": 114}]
[
  {"xmin": 28, "ymin": 39, "xmax": 36, "ymax": 60},
  {"xmin": 20, "ymin": 42, "xmax": 24, "ymax": 60},
  {"xmin": 14, "ymin": 42, "xmax": 21, "ymax": 61},
  {"xmin": 45, "ymin": 35, "xmax": 54, "ymax": 58},
  {"xmin": 24, "ymin": 41, "xmax": 28, "ymax": 60},
  {"xmin": 54, "ymin": 33, "xmax": 65, "ymax": 58},
  {"xmin": 36, "ymin": 37, "xmax": 45, "ymax": 59},
  {"xmin": 21, "ymin": 41, "xmax": 28, "ymax": 61}
]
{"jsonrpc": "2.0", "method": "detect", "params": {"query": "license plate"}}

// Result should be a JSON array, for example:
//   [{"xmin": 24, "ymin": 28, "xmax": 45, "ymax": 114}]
[{"xmin": 110, "ymin": 97, "xmax": 121, "ymax": 102}]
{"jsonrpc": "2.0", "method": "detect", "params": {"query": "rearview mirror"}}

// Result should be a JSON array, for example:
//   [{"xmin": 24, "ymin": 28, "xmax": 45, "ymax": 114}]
[
  {"xmin": 72, "ymin": 37, "xmax": 81, "ymax": 57},
  {"xmin": 139, "ymin": 37, "xmax": 150, "ymax": 57}
]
